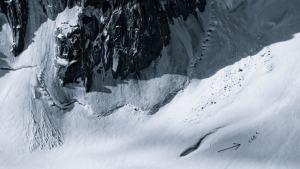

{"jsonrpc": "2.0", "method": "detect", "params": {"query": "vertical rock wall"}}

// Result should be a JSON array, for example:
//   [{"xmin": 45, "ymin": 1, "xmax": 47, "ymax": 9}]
[
  {"xmin": 0, "ymin": 0, "xmax": 28, "ymax": 56},
  {"xmin": 54, "ymin": 0, "xmax": 207, "ymax": 92},
  {"xmin": 1, "ymin": 0, "xmax": 207, "ymax": 92}
]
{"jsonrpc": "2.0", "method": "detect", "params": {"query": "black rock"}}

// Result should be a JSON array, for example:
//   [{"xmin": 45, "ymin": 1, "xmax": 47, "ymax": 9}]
[
  {"xmin": 1, "ymin": 0, "xmax": 28, "ymax": 56},
  {"xmin": 2, "ymin": 0, "xmax": 207, "ymax": 92},
  {"xmin": 54, "ymin": 0, "xmax": 207, "ymax": 92}
]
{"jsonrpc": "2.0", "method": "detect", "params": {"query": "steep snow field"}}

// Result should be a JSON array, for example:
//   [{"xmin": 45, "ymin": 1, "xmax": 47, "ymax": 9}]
[{"xmin": 1, "ymin": 0, "xmax": 300, "ymax": 168}]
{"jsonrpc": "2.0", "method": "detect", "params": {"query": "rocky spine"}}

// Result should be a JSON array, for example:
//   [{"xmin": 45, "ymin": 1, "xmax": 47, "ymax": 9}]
[{"xmin": 1, "ymin": 0, "xmax": 206, "ymax": 92}]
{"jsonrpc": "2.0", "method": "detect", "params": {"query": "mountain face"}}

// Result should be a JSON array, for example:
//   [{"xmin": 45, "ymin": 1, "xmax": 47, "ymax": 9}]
[
  {"xmin": 2, "ymin": 0, "xmax": 300, "ymax": 168},
  {"xmin": 1, "ymin": 0, "xmax": 206, "ymax": 92},
  {"xmin": 0, "ymin": 0, "xmax": 208, "ymax": 149}
]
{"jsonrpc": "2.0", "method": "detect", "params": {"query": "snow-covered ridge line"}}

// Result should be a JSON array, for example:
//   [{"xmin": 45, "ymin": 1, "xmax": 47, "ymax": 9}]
[{"xmin": 37, "ymin": 71, "xmax": 89, "ymax": 111}]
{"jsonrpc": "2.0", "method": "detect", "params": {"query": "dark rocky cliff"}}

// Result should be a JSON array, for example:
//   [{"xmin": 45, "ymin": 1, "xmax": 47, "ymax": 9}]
[
  {"xmin": 0, "ymin": 0, "xmax": 28, "ymax": 56},
  {"xmin": 1, "ymin": 0, "xmax": 206, "ymax": 92}
]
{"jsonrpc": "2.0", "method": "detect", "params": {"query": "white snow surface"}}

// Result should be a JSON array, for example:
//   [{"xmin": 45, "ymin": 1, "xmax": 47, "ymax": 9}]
[{"xmin": 1, "ymin": 0, "xmax": 300, "ymax": 168}]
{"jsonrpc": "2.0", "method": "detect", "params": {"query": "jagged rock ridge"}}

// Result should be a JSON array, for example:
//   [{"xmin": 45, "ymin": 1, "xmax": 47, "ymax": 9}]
[
  {"xmin": 1, "ymin": 0, "xmax": 207, "ymax": 92},
  {"xmin": 55, "ymin": 0, "xmax": 207, "ymax": 92}
]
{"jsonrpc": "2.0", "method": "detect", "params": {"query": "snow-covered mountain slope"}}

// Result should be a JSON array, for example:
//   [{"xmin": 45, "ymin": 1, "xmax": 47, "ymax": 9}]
[{"xmin": 1, "ymin": 0, "xmax": 300, "ymax": 168}]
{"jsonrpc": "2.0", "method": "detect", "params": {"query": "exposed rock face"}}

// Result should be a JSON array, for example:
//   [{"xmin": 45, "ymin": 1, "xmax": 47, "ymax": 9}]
[
  {"xmin": 0, "ymin": 0, "xmax": 80, "ymax": 56},
  {"xmin": 0, "ymin": 1, "xmax": 6, "ymax": 13},
  {"xmin": 1, "ymin": 0, "xmax": 206, "ymax": 91},
  {"xmin": 38, "ymin": 0, "xmax": 81, "ymax": 20},
  {"xmin": 54, "ymin": 0, "xmax": 207, "ymax": 92},
  {"xmin": 0, "ymin": 0, "xmax": 28, "ymax": 56}
]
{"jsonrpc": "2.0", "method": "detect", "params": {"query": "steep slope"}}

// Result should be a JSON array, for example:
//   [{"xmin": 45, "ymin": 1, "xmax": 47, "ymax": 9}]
[
  {"xmin": 1, "ymin": 0, "xmax": 207, "ymax": 92},
  {"xmin": 0, "ymin": 0, "xmax": 207, "ymax": 153},
  {"xmin": 1, "ymin": 0, "xmax": 300, "ymax": 168},
  {"xmin": 1, "ymin": 0, "xmax": 208, "ymax": 115}
]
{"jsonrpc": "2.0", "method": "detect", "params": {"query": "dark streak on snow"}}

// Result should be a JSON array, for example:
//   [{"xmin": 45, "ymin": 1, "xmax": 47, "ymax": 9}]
[
  {"xmin": 180, "ymin": 128, "xmax": 219, "ymax": 157},
  {"xmin": 0, "ymin": 65, "xmax": 38, "ymax": 71},
  {"xmin": 60, "ymin": 99, "xmax": 89, "ymax": 109},
  {"xmin": 50, "ymin": 98, "xmax": 89, "ymax": 111},
  {"xmin": 98, "ymin": 105, "xmax": 126, "ymax": 117}
]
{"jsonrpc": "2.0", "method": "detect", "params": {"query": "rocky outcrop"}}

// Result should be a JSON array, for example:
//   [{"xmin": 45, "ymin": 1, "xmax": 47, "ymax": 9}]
[
  {"xmin": 38, "ymin": 0, "xmax": 82, "ymax": 20},
  {"xmin": 1, "ymin": 0, "xmax": 206, "ymax": 91},
  {"xmin": 0, "ymin": 0, "xmax": 81, "ymax": 56},
  {"xmin": 0, "ymin": 0, "xmax": 28, "ymax": 56},
  {"xmin": 54, "ymin": 0, "xmax": 207, "ymax": 92},
  {"xmin": 0, "ymin": 1, "xmax": 7, "ymax": 14}
]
